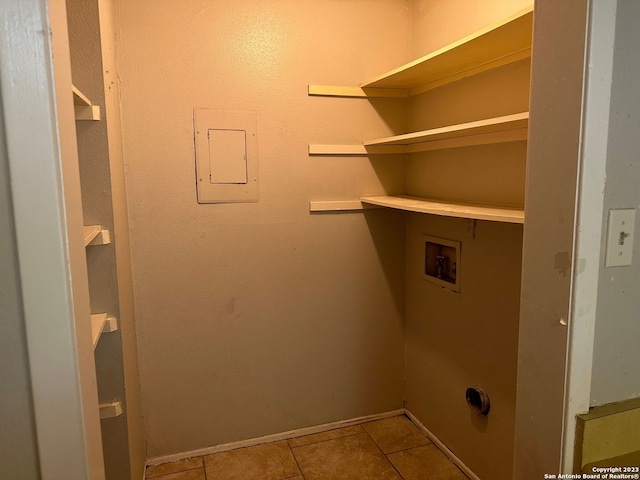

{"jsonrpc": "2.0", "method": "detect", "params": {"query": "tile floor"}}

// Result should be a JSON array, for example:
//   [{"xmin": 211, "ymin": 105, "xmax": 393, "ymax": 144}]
[{"xmin": 145, "ymin": 415, "xmax": 470, "ymax": 480}]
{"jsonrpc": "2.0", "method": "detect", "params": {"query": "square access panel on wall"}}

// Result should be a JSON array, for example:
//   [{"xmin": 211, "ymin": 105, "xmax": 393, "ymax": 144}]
[{"xmin": 194, "ymin": 108, "xmax": 258, "ymax": 203}]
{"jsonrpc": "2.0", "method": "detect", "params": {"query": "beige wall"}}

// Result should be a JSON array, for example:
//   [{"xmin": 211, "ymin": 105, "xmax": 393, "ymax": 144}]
[
  {"xmin": 405, "ymin": 2, "xmax": 531, "ymax": 479},
  {"xmin": 405, "ymin": 216, "xmax": 524, "ymax": 480},
  {"xmin": 114, "ymin": 0, "xmax": 409, "ymax": 457},
  {"xmin": 410, "ymin": 0, "xmax": 532, "ymax": 58},
  {"xmin": 591, "ymin": 0, "xmax": 640, "ymax": 407}
]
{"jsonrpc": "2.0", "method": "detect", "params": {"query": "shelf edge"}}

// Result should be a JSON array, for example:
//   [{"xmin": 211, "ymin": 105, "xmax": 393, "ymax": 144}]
[
  {"xmin": 72, "ymin": 85, "xmax": 92, "ymax": 106},
  {"xmin": 309, "ymin": 200, "xmax": 365, "ymax": 212},
  {"xmin": 364, "ymin": 112, "xmax": 529, "ymax": 147},
  {"xmin": 409, "ymin": 48, "xmax": 531, "ymax": 96},
  {"xmin": 309, "ymin": 200, "xmax": 387, "ymax": 212},
  {"xmin": 83, "ymin": 225, "xmax": 101, "ymax": 246},
  {"xmin": 406, "ymin": 128, "xmax": 528, "ymax": 153},
  {"xmin": 308, "ymin": 144, "xmax": 408, "ymax": 155},
  {"xmin": 75, "ymin": 105, "xmax": 101, "ymax": 121},
  {"xmin": 90, "ymin": 313, "xmax": 108, "ymax": 349},
  {"xmin": 99, "ymin": 401, "xmax": 123, "ymax": 419},
  {"xmin": 360, "ymin": 195, "xmax": 525, "ymax": 224},
  {"xmin": 360, "ymin": 6, "xmax": 533, "ymax": 91},
  {"xmin": 308, "ymin": 85, "xmax": 407, "ymax": 98},
  {"xmin": 87, "ymin": 229, "xmax": 111, "ymax": 247}
]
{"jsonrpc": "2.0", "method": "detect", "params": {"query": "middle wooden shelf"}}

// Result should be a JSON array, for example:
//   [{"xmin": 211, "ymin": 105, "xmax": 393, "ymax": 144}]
[
  {"xmin": 309, "ymin": 112, "xmax": 528, "ymax": 155},
  {"xmin": 361, "ymin": 195, "xmax": 524, "ymax": 224},
  {"xmin": 90, "ymin": 313, "xmax": 118, "ymax": 350}
]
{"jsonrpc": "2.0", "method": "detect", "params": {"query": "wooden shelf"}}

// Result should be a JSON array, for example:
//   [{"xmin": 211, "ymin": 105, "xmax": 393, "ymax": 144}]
[
  {"xmin": 309, "ymin": 200, "xmax": 382, "ymax": 212},
  {"xmin": 365, "ymin": 112, "xmax": 528, "ymax": 148},
  {"xmin": 90, "ymin": 313, "xmax": 108, "ymax": 349},
  {"xmin": 72, "ymin": 85, "xmax": 92, "ymax": 107},
  {"xmin": 83, "ymin": 225, "xmax": 101, "ymax": 246},
  {"xmin": 72, "ymin": 85, "xmax": 101, "ymax": 121},
  {"xmin": 360, "ymin": 195, "xmax": 524, "ymax": 224},
  {"xmin": 90, "ymin": 313, "xmax": 118, "ymax": 350},
  {"xmin": 84, "ymin": 225, "xmax": 111, "ymax": 247},
  {"xmin": 309, "ymin": 7, "xmax": 532, "ymax": 98},
  {"xmin": 360, "ymin": 6, "xmax": 533, "ymax": 96},
  {"xmin": 99, "ymin": 401, "xmax": 123, "ymax": 419},
  {"xmin": 310, "ymin": 112, "xmax": 528, "ymax": 155}
]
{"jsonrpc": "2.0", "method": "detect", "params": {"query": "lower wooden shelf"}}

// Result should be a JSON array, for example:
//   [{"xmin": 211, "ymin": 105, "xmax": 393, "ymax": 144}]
[{"xmin": 360, "ymin": 195, "xmax": 524, "ymax": 224}]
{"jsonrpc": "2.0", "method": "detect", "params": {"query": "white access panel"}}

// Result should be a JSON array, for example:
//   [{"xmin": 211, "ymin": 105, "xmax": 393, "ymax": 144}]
[
  {"xmin": 209, "ymin": 129, "xmax": 247, "ymax": 184},
  {"xmin": 194, "ymin": 108, "xmax": 258, "ymax": 203}
]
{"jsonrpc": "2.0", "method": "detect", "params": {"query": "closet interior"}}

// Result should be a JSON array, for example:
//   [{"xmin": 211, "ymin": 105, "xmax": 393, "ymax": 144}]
[{"xmin": 57, "ymin": 2, "xmax": 545, "ymax": 479}]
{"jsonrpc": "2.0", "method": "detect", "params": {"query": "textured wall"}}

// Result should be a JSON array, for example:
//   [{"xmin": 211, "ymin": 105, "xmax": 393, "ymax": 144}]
[
  {"xmin": 591, "ymin": 0, "xmax": 640, "ymax": 406},
  {"xmin": 405, "ymin": 2, "xmax": 531, "ymax": 479},
  {"xmin": 114, "ymin": 0, "xmax": 409, "ymax": 457}
]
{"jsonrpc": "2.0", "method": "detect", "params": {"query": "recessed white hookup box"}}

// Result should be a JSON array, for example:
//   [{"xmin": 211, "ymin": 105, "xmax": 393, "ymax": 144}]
[{"xmin": 423, "ymin": 235, "xmax": 461, "ymax": 292}]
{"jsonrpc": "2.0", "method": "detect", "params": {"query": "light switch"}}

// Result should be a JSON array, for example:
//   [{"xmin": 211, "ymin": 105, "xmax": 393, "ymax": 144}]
[{"xmin": 605, "ymin": 208, "xmax": 636, "ymax": 267}]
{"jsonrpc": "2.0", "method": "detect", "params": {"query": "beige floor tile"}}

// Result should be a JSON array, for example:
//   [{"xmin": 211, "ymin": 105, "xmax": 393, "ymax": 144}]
[
  {"xmin": 388, "ymin": 444, "xmax": 469, "ymax": 480},
  {"xmin": 292, "ymin": 432, "xmax": 401, "ymax": 480},
  {"xmin": 362, "ymin": 415, "xmax": 430, "ymax": 454},
  {"xmin": 146, "ymin": 457, "xmax": 204, "ymax": 478},
  {"xmin": 288, "ymin": 425, "xmax": 364, "ymax": 448},
  {"xmin": 204, "ymin": 440, "xmax": 301, "ymax": 480},
  {"xmin": 152, "ymin": 467, "xmax": 206, "ymax": 480}
]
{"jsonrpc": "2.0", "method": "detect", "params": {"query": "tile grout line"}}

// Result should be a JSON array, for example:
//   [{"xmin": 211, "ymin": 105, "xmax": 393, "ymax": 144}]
[
  {"xmin": 146, "ymin": 463, "xmax": 203, "ymax": 479},
  {"xmin": 288, "ymin": 430, "xmax": 363, "ymax": 450},
  {"xmin": 362, "ymin": 430, "xmax": 407, "ymax": 480},
  {"xmin": 287, "ymin": 439, "xmax": 305, "ymax": 480},
  {"xmin": 383, "ymin": 440, "xmax": 433, "ymax": 456}
]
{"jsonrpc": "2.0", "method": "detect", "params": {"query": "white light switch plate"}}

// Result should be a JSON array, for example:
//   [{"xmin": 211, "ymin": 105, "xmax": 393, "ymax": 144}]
[{"xmin": 605, "ymin": 208, "xmax": 636, "ymax": 267}]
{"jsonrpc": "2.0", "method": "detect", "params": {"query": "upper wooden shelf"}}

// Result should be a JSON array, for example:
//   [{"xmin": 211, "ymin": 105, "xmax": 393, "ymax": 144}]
[
  {"xmin": 72, "ymin": 85, "xmax": 101, "ymax": 121},
  {"xmin": 361, "ymin": 6, "xmax": 533, "ymax": 96},
  {"xmin": 309, "ymin": 6, "xmax": 533, "ymax": 98},
  {"xmin": 360, "ymin": 195, "xmax": 525, "ymax": 224}
]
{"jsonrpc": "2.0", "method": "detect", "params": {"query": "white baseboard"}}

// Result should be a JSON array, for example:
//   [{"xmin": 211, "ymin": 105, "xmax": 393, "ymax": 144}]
[
  {"xmin": 145, "ymin": 408, "xmax": 480, "ymax": 480},
  {"xmin": 146, "ymin": 408, "xmax": 405, "ymax": 467},
  {"xmin": 405, "ymin": 409, "xmax": 481, "ymax": 480}
]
